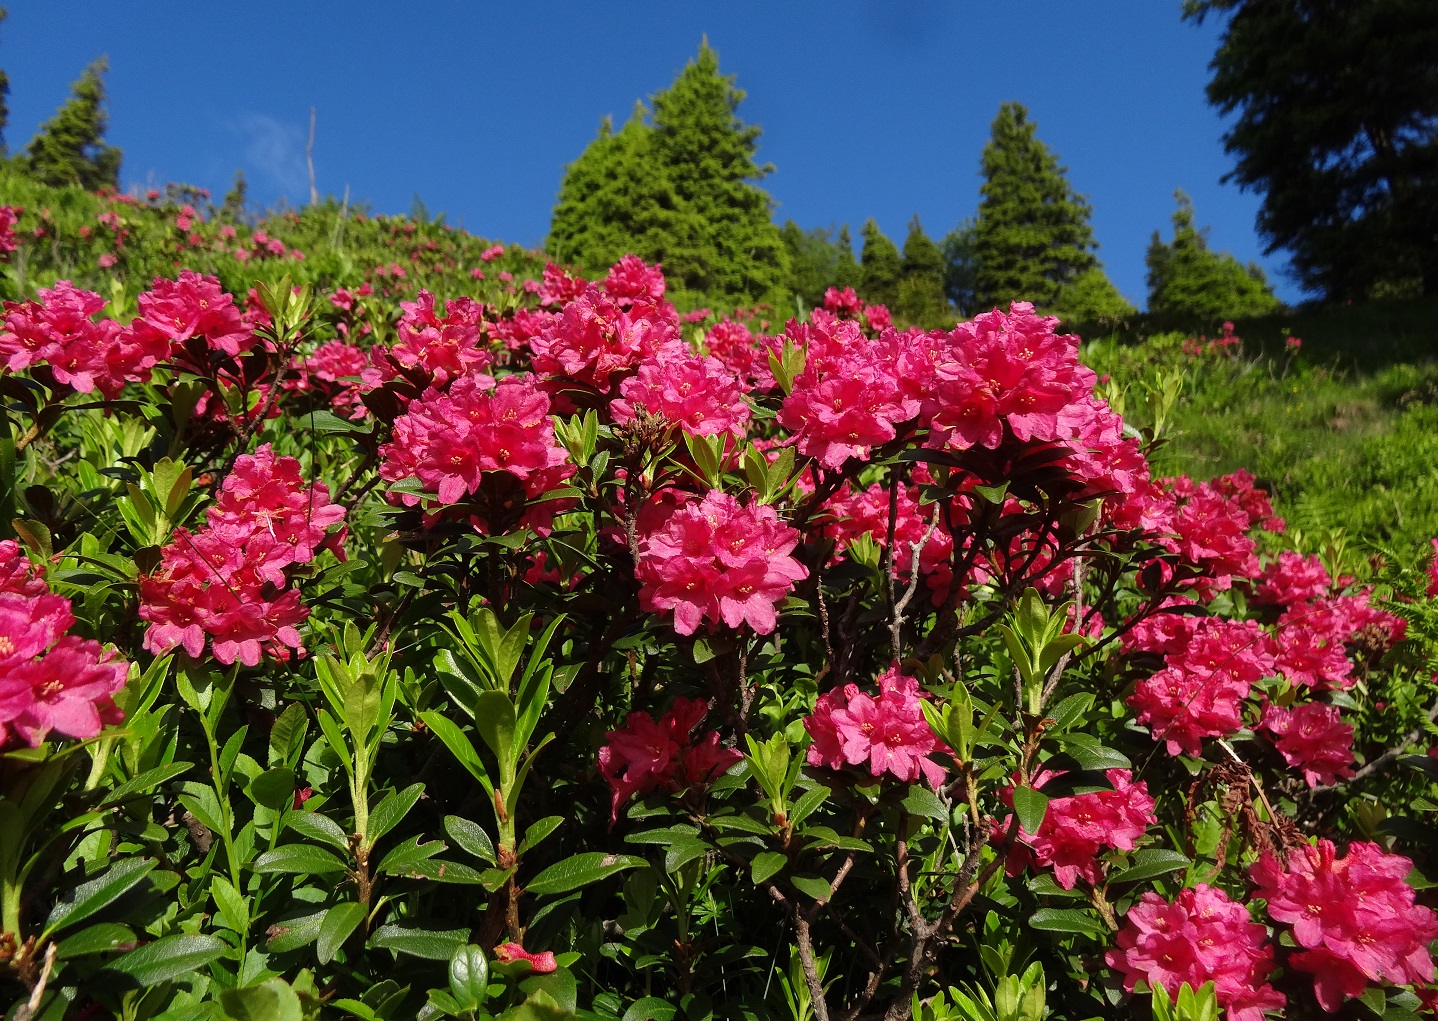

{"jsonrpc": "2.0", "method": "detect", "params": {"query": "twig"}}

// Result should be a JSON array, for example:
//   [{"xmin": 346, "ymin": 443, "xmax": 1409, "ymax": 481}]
[
  {"xmin": 1312, "ymin": 691, "xmax": 1438, "ymax": 792},
  {"xmin": 307, "ymin": 106, "xmax": 319, "ymax": 206},
  {"xmin": 890, "ymin": 504, "xmax": 942, "ymax": 662},
  {"xmin": 15, "ymin": 942, "xmax": 56, "ymax": 1021}
]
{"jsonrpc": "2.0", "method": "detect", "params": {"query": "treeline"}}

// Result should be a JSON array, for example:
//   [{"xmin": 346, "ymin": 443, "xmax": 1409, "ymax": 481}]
[{"xmin": 548, "ymin": 43, "xmax": 1284, "ymax": 328}]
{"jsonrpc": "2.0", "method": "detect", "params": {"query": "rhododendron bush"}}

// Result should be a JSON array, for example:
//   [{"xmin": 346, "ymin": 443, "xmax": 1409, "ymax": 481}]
[{"xmin": 3, "ymin": 228, "xmax": 1438, "ymax": 1021}]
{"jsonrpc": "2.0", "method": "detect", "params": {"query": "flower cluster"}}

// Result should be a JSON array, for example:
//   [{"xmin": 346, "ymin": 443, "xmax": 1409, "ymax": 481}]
[
  {"xmin": 133, "ymin": 270, "xmax": 256, "ymax": 361},
  {"xmin": 610, "ymin": 351, "xmax": 751, "ymax": 438},
  {"xmin": 0, "ymin": 541, "xmax": 129, "ymax": 747},
  {"xmin": 1258, "ymin": 701, "xmax": 1354, "ymax": 786},
  {"xmin": 1003, "ymin": 769, "xmax": 1156, "ymax": 889},
  {"xmin": 1106, "ymin": 884, "xmax": 1283, "ymax": 1021},
  {"xmin": 378, "ymin": 373, "xmax": 574, "ymax": 532},
  {"xmin": 140, "ymin": 445, "xmax": 345, "ymax": 666},
  {"xmin": 0, "ymin": 281, "xmax": 167, "ymax": 398},
  {"xmin": 1252, "ymin": 840, "xmax": 1438, "ymax": 1011},
  {"xmin": 598, "ymin": 697, "xmax": 742, "ymax": 823},
  {"xmin": 529, "ymin": 280, "xmax": 681, "ymax": 392},
  {"xmin": 0, "ymin": 205, "xmax": 18, "ymax": 258},
  {"xmin": 364, "ymin": 290, "xmax": 491, "ymax": 389},
  {"xmin": 1128, "ymin": 618, "xmax": 1275, "ymax": 756},
  {"xmin": 1252, "ymin": 550, "xmax": 1331, "ymax": 607},
  {"xmin": 635, "ymin": 491, "xmax": 807, "ymax": 635},
  {"xmin": 805, "ymin": 666, "xmax": 945, "ymax": 786}
]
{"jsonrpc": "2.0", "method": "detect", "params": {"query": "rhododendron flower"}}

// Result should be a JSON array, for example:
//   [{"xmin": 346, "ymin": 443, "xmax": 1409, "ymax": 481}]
[
  {"xmin": 805, "ymin": 666, "xmax": 945, "ymax": 787},
  {"xmin": 363, "ymin": 290, "xmax": 491, "ymax": 390},
  {"xmin": 133, "ymin": 270, "xmax": 254, "ymax": 358},
  {"xmin": 529, "ymin": 282, "xmax": 682, "ymax": 392},
  {"xmin": 634, "ymin": 491, "xmax": 807, "ymax": 635},
  {"xmin": 598, "ymin": 696, "xmax": 741, "ymax": 822},
  {"xmin": 493, "ymin": 943, "xmax": 557, "ymax": 973},
  {"xmin": 1129, "ymin": 618, "xmax": 1276, "ymax": 756},
  {"xmin": 1252, "ymin": 840, "xmax": 1438, "ymax": 1011},
  {"xmin": 140, "ymin": 445, "xmax": 345, "ymax": 666},
  {"xmin": 378, "ymin": 373, "xmax": 575, "ymax": 532},
  {"xmin": 0, "ymin": 547, "xmax": 128, "ymax": 747},
  {"xmin": 1253, "ymin": 550, "xmax": 1331, "ymax": 607},
  {"xmin": 1106, "ymin": 884, "xmax": 1284, "ymax": 1021},
  {"xmin": 1258, "ymin": 701, "xmax": 1354, "ymax": 786},
  {"xmin": 822, "ymin": 286, "xmax": 862, "ymax": 318},
  {"xmin": 1002, "ymin": 769, "xmax": 1156, "ymax": 889},
  {"xmin": 604, "ymin": 255, "xmax": 666, "ymax": 305},
  {"xmin": 0, "ymin": 206, "xmax": 18, "ymax": 258},
  {"xmin": 611, "ymin": 351, "xmax": 751, "ymax": 437},
  {"xmin": 778, "ymin": 345, "xmax": 919, "ymax": 469},
  {"xmin": 1429, "ymin": 537, "xmax": 1438, "ymax": 596}
]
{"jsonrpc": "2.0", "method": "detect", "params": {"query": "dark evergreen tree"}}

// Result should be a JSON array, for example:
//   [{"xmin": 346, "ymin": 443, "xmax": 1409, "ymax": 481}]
[
  {"xmin": 941, "ymin": 218, "xmax": 980, "ymax": 317},
  {"xmin": 220, "ymin": 170, "xmax": 249, "ymax": 222},
  {"xmin": 896, "ymin": 216, "xmax": 950, "ymax": 326},
  {"xmin": 547, "ymin": 42, "xmax": 787, "ymax": 306},
  {"xmin": 782, "ymin": 221, "xmax": 854, "ymax": 311},
  {"xmin": 0, "ymin": 8, "xmax": 10, "ymax": 156},
  {"xmin": 971, "ymin": 102, "xmax": 1099, "ymax": 311},
  {"xmin": 25, "ymin": 57, "xmax": 122, "ymax": 190},
  {"xmin": 1145, "ymin": 190, "xmax": 1281, "ymax": 321},
  {"xmin": 1050, "ymin": 268, "xmax": 1136, "ymax": 325},
  {"xmin": 833, "ymin": 225, "xmax": 861, "ymax": 292},
  {"xmin": 859, "ymin": 219, "xmax": 902, "ymax": 309},
  {"xmin": 1185, "ymin": 0, "xmax": 1438, "ymax": 299}
]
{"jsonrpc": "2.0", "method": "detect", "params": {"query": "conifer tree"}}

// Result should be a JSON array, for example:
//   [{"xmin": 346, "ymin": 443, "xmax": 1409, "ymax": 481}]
[
  {"xmin": 859, "ymin": 219, "xmax": 902, "ymax": 309},
  {"xmin": 941, "ymin": 218, "xmax": 980, "ymax": 318},
  {"xmin": 834, "ymin": 225, "xmax": 861, "ymax": 291},
  {"xmin": 0, "ymin": 8, "xmax": 10, "ymax": 156},
  {"xmin": 547, "ymin": 42, "xmax": 787, "ymax": 306},
  {"xmin": 782, "ymin": 221, "xmax": 849, "ymax": 311},
  {"xmin": 1146, "ymin": 190, "xmax": 1281, "ymax": 321},
  {"xmin": 220, "ymin": 170, "xmax": 249, "ymax": 222},
  {"xmin": 896, "ymin": 215, "xmax": 949, "ymax": 326},
  {"xmin": 25, "ymin": 57, "xmax": 122, "ymax": 190},
  {"xmin": 971, "ymin": 102, "xmax": 1099, "ymax": 311}
]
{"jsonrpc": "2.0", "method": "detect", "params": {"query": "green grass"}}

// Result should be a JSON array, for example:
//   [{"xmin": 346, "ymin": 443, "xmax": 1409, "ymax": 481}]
[{"xmin": 1085, "ymin": 315, "xmax": 1438, "ymax": 554}]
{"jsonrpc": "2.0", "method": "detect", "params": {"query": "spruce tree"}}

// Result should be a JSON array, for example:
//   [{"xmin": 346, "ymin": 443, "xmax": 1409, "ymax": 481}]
[
  {"xmin": 1146, "ymin": 190, "xmax": 1281, "ymax": 321},
  {"xmin": 1051, "ymin": 268, "xmax": 1136, "ymax": 325},
  {"xmin": 782, "ymin": 221, "xmax": 845, "ymax": 311},
  {"xmin": 859, "ymin": 220, "xmax": 902, "ymax": 309},
  {"xmin": 25, "ymin": 57, "xmax": 122, "ymax": 190},
  {"xmin": 833, "ymin": 225, "xmax": 861, "ymax": 291},
  {"xmin": 941, "ymin": 218, "xmax": 980, "ymax": 318},
  {"xmin": 896, "ymin": 216, "xmax": 950, "ymax": 326},
  {"xmin": 971, "ymin": 102, "xmax": 1098, "ymax": 311},
  {"xmin": 547, "ymin": 42, "xmax": 787, "ymax": 306},
  {"xmin": 0, "ymin": 8, "xmax": 10, "ymax": 156}
]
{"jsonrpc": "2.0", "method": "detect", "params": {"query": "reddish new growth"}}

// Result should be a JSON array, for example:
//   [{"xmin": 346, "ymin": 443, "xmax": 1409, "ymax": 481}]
[
  {"xmin": 805, "ymin": 666, "xmax": 946, "ymax": 787},
  {"xmin": 378, "ymin": 373, "xmax": 575, "ymax": 533},
  {"xmin": 493, "ymin": 942, "xmax": 557, "ymax": 974},
  {"xmin": 1106, "ymin": 883, "xmax": 1284, "ymax": 1021},
  {"xmin": 635, "ymin": 490, "xmax": 807, "ymax": 636},
  {"xmin": 598, "ymin": 696, "xmax": 742, "ymax": 823},
  {"xmin": 0, "ymin": 540, "xmax": 129, "ymax": 747},
  {"xmin": 1252, "ymin": 840, "xmax": 1438, "ymax": 1012},
  {"xmin": 139, "ymin": 445, "xmax": 345, "ymax": 666},
  {"xmin": 1003, "ymin": 769, "xmax": 1156, "ymax": 890}
]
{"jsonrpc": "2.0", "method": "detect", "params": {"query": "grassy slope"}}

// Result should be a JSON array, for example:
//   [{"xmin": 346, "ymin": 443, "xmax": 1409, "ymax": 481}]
[{"xmin": 1085, "ymin": 299, "xmax": 1438, "ymax": 556}]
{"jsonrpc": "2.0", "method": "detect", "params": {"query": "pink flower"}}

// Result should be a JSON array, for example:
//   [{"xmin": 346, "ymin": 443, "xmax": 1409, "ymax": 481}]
[
  {"xmin": 635, "ymin": 491, "xmax": 807, "ymax": 636},
  {"xmin": 1251, "ymin": 840, "xmax": 1438, "ymax": 1011},
  {"xmin": 1106, "ymin": 884, "xmax": 1284, "ymax": 1021},
  {"xmin": 1258, "ymin": 701, "xmax": 1354, "ymax": 787},
  {"xmin": 1003, "ymin": 769, "xmax": 1156, "ymax": 889},
  {"xmin": 611, "ymin": 352, "xmax": 751, "ymax": 438},
  {"xmin": 364, "ymin": 290, "xmax": 491, "ymax": 390},
  {"xmin": 529, "ymin": 283, "xmax": 683, "ymax": 393},
  {"xmin": 0, "ymin": 206, "xmax": 18, "ymax": 258},
  {"xmin": 133, "ymin": 270, "xmax": 254, "ymax": 358},
  {"xmin": 598, "ymin": 697, "xmax": 741, "ymax": 822},
  {"xmin": 778, "ymin": 342, "xmax": 919, "ymax": 469},
  {"xmin": 493, "ymin": 943, "xmax": 557, "ymax": 973},
  {"xmin": 822, "ymin": 286, "xmax": 863, "ymax": 318},
  {"xmin": 1253, "ymin": 551, "xmax": 1331, "ymax": 607},
  {"xmin": 604, "ymin": 255, "xmax": 666, "ymax": 305},
  {"xmin": 479, "ymin": 243, "xmax": 505, "ymax": 262},
  {"xmin": 804, "ymin": 666, "xmax": 946, "ymax": 787},
  {"xmin": 1428, "ymin": 537, "xmax": 1438, "ymax": 597}
]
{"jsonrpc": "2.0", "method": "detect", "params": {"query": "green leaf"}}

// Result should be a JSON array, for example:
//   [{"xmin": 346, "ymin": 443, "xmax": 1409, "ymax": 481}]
[
  {"xmin": 43, "ymin": 857, "xmax": 156, "ymax": 939},
  {"xmin": 1058, "ymin": 733, "xmax": 1131, "ymax": 770},
  {"xmin": 1108, "ymin": 848, "xmax": 1191, "ymax": 885},
  {"xmin": 286, "ymin": 811, "xmax": 350, "ymax": 852},
  {"xmin": 368, "ymin": 783, "xmax": 424, "ymax": 844},
  {"xmin": 623, "ymin": 997, "xmax": 677, "ymax": 1021},
  {"xmin": 219, "ymin": 979, "xmax": 304, "ymax": 1021},
  {"xmin": 449, "ymin": 944, "xmax": 490, "ymax": 1009},
  {"xmin": 317, "ymin": 902, "xmax": 367, "ymax": 965},
  {"xmin": 664, "ymin": 838, "xmax": 709, "ymax": 874},
  {"xmin": 443, "ymin": 815, "xmax": 496, "ymax": 865},
  {"xmin": 247, "ymin": 767, "xmax": 296, "ymax": 813},
  {"xmin": 107, "ymin": 933, "xmax": 228, "ymax": 985},
  {"xmin": 901, "ymin": 786, "xmax": 949, "ymax": 821},
  {"xmin": 750, "ymin": 851, "xmax": 786, "ymax": 885},
  {"xmin": 265, "ymin": 910, "xmax": 326, "ymax": 953},
  {"xmin": 1027, "ymin": 907, "xmax": 1106, "ymax": 937},
  {"xmin": 55, "ymin": 922, "xmax": 135, "ymax": 959},
  {"xmin": 526, "ymin": 853, "xmax": 645, "ymax": 897},
  {"xmin": 101, "ymin": 762, "xmax": 193, "ymax": 806},
  {"xmin": 1045, "ymin": 692, "xmax": 1093, "ymax": 731},
  {"xmin": 790, "ymin": 874, "xmax": 833, "ymax": 903},
  {"xmin": 210, "ymin": 876, "xmax": 249, "ymax": 934},
  {"xmin": 252, "ymin": 844, "xmax": 348, "ymax": 875},
  {"xmin": 520, "ymin": 815, "xmax": 565, "ymax": 855},
  {"xmin": 378, "ymin": 835, "xmax": 445, "ymax": 875},
  {"xmin": 367, "ymin": 923, "xmax": 468, "ymax": 960},
  {"xmin": 268, "ymin": 702, "xmax": 308, "ymax": 768},
  {"xmin": 473, "ymin": 689, "xmax": 518, "ymax": 771},
  {"xmin": 788, "ymin": 785, "xmax": 830, "ymax": 827},
  {"xmin": 1012, "ymin": 786, "xmax": 1049, "ymax": 835}
]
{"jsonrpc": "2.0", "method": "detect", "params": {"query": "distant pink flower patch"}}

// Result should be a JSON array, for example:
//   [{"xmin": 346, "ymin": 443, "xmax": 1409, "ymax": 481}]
[
  {"xmin": 0, "ymin": 206, "xmax": 18, "ymax": 258},
  {"xmin": 1428, "ymin": 537, "xmax": 1438, "ymax": 597},
  {"xmin": 1252, "ymin": 840, "xmax": 1438, "ymax": 1012},
  {"xmin": 805, "ymin": 666, "xmax": 945, "ymax": 787},
  {"xmin": 479, "ymin": 243, "xmax": 505, "ymax": 262},
  {"xmin": 635, "ymin": 490, "xmax": 807, "ymax": 636},
  {"xmin": 1107, "ymin": 884, "xmax": 1284, "ymax": 1021}
]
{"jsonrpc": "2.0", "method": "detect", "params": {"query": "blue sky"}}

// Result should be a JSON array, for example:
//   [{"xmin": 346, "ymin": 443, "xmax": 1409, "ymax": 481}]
[{"xmin": 1, "ymin": 1, "xmax": 1302, "ymax": 307}]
